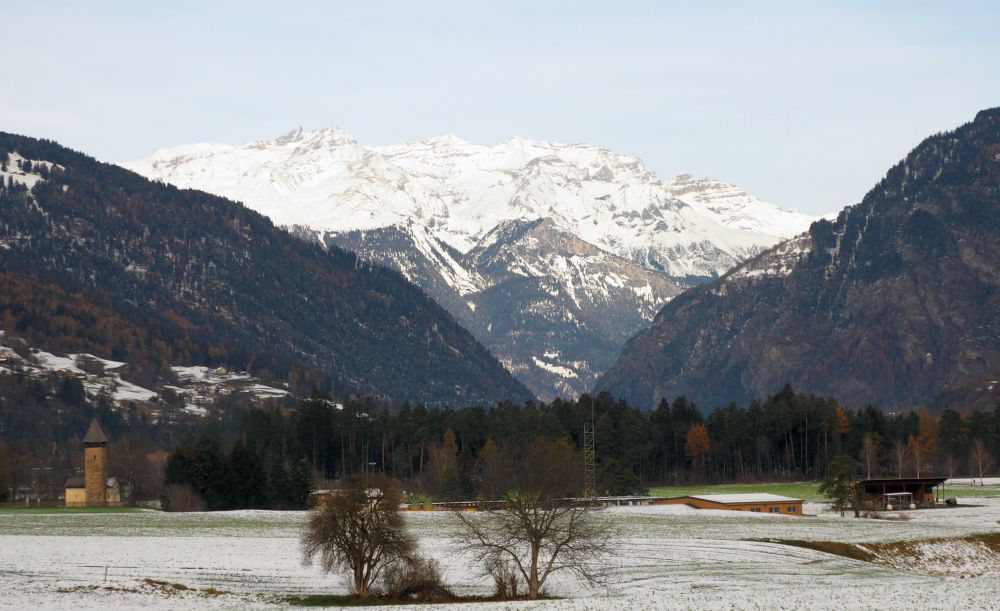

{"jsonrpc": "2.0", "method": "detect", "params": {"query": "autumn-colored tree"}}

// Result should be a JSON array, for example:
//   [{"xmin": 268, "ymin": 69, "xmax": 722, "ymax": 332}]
[
  {"xmin": 477, "ymin": 438, "xmax": 502, "ymax": 501},
  {"xmin": 835, "ymin": 406, "xmax": 850, "ymax": 436},
  {"xmin": 422, "ymin": 429, "xmax": 458, "ymax": 496},
  {"xmin": 684, "ymin": 423, "xmax": 711, "ymax": 481},
  {"xmin": 912, "ymin": 410, "xmax": 937, "ymax": 477}
]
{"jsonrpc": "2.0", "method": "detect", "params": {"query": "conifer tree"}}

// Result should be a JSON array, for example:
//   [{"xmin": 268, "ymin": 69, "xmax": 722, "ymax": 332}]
[{"xmin": 819, "ymin": 455, "xmax": 858, "ymax": 517}]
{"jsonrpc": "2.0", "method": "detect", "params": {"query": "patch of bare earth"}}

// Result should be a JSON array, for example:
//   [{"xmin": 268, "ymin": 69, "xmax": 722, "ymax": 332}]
[{"xmin": 771, "ymin": 533, "xmax": 1000, "ymax": 577}]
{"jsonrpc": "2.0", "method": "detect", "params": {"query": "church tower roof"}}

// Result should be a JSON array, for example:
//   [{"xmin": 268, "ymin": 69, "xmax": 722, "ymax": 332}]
[{"xmin": 83, "ymin": 418, "xmax": 108, "ymax": 445}]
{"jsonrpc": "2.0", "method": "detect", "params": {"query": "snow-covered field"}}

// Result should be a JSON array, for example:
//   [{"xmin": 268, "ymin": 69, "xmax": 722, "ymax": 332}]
[{"xmin": 1, "ymin": 499, "xmax": 998, "ymax": 610}]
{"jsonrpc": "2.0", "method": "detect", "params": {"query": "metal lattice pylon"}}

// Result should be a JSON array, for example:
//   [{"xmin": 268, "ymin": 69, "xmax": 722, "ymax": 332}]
[{"xmin": 583, "ymin": 420, "xmax": 596, "ymax": 498}]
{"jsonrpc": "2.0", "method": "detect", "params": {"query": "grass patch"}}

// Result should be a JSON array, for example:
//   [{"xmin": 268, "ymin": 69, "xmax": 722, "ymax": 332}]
[
  {"xmin": 0, "ymin": 506, "xmax": 144, "ymax": 515},
  {"xmin": 648, "ymin": 482, "xmax": 823, "ymax": 501},
  {"xmin": 288, "ymin": 595, "xmax": 394, "ymax": 607},
  {"xmin": 143, "ymin": 578, "xmax": 191, "ymax": 591},
  {"xmin": 937, "ymin": 486, "xmax": 1000, "ymax": 498}
]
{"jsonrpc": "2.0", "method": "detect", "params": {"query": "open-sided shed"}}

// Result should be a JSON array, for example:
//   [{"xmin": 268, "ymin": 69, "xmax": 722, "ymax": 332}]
[{"xmin": 857, "ymin": 477, "xmax": 947, "ymax": 510}]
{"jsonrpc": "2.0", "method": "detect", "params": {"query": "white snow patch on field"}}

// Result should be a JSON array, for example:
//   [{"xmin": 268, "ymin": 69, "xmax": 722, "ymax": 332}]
[{"xmin": 0, "ymin": 500, "xmax": 998, "ymax": 609}]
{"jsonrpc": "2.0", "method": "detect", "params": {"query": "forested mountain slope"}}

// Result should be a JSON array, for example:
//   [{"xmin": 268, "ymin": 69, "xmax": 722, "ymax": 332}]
[
  {"xmin": 597, "ymin": 108, "xmax": 1000, "ymax": 411},
  {"xmin": 0, "ymin": 132, "xmax": 532, "ymax": 405}
]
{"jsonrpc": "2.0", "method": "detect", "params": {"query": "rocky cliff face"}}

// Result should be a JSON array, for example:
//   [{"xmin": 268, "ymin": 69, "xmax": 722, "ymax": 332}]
[
  {"xmin": 463, "ymin": 218, "xmax": 682, "ymax": 398},
  {"xmin": 597, "ymin": 108, "xmax": 1000, "ymax": 411},
  {"xmin": 299, "ymin": 218, "xmax": 681, "ymax": 399}
]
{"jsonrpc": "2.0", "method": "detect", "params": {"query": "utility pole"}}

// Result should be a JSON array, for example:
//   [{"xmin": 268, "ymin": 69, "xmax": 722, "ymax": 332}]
[{"xmin": 583, "ymin": 405, "xmax": 596, "ymax": 498}]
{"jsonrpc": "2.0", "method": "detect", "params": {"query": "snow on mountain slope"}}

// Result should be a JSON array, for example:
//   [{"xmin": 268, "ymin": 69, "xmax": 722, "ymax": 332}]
[
  {"xmin": 124, "ymin": 128, "xmax": 818, "ymax": 280},
  {"xmin": 665, "ymin": 174, "xmax": 817, "ymax": 239},
  {"xmin": 123, "ymin": 128, "xmax": 822, "ymax": 400}
]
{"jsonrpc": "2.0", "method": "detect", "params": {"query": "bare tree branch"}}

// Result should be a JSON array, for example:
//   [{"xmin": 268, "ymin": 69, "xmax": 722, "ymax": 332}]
[
  {"xmin": 455, "ymin": 437, "xmax": 617, "ymax": 599},
  {"xmin": 301, "ymin": 474, "xmax": 414, "ymax": 600}
]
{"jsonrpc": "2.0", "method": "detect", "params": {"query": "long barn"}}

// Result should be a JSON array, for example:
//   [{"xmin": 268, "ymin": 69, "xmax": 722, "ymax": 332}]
[{"xmin": 656, "ymin": 493, "xmax": 804, "ymax": 515}]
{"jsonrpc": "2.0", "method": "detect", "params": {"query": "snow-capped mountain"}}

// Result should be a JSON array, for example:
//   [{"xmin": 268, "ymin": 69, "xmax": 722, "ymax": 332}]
[
  {"xmin": 123, "ymin": 128, "xmax": 820, "ymax": 399},
  {"xmin": 125, "ymin": 127, "xmax": 817, "ymax": 278}
]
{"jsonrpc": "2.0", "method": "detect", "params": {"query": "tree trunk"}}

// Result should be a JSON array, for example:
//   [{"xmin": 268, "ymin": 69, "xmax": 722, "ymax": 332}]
[
  {"xmin": 528, "ymin": 544, "xmax": 540, "ymax": 599},
  {"xmin": 851, "ymin": 481, "xmax": 860, "ymax": 518},
  {"xmin": 354, "ymin": 566, "xmax": 369, "ymax": 600}
]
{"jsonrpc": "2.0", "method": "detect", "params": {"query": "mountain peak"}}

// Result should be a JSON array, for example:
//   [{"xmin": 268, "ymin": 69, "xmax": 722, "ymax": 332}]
[
  {"xmin": 273, "ymin": 126, "xmax": 306, "ymax": 144},
  {"xmin": 416, "ymin": 133, "xmax": 471, "ymax": 147},
  {"xmin": 267, "ymin": 125, "xmax": 357, "ymax": 148}
]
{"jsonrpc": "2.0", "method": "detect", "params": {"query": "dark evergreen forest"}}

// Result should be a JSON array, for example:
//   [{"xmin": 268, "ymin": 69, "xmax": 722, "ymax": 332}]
[
  {"xmin": 161, "ymin": 386, "xmax": 1000, "ymax": 508},
  {"xmin": 4, "ymin": 365, "xmax": 999, "ymax": 509}
]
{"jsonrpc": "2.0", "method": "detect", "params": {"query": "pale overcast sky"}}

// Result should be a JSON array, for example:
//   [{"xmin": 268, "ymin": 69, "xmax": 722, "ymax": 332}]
[{"xmin": 4, "ymin": 1, "xmax": 999, "ymax": 214}]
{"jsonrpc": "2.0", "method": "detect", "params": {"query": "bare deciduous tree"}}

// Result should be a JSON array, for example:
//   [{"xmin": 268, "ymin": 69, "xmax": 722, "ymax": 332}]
[
  {"xmin": 455, "ymin": 437, "xmax": 615, "ymax": 600},
  {"xmin": 893, "ymin": 438, "xmax": 909, "ymax": 478},
  {"xmin": 860, "ymin": 432, "xmax": 880, "ymax": 479},
  {"xmin": 302, "ymin": 475, "xmax": 414, "ymax": 600},
  {"xmin": 109, "ymin": 433, "xmax": 164, "ymax": 503},
  {"xmin": 970, "ymin": 439, "xmax": 993, "ymax": 485}
]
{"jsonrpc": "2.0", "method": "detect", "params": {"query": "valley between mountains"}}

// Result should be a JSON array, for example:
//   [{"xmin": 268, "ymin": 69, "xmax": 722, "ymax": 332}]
[{"xmin": 124, "ymin": 130, "xmax": 818, "ymax": 399}]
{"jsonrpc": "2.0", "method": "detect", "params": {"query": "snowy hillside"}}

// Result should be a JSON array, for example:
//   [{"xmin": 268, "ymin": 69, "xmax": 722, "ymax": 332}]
[
  {"xmin": 123, "ymin": 128, "xmax": 821, "ymax": 400},
  {"xmin": 0, "ymin": 331, "xmax": 291, "ymax": 419}
]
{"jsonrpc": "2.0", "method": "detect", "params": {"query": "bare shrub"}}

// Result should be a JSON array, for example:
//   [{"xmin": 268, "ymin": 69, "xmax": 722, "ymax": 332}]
[
  {"xmin": 162, "ymin": 483, "xmax": 206, "ymax": 512},
  {"xmin": 484, "ymin": 556, "xmax": 521, "ymax": 598},
  {"xmin": 381, "ymin": 556, "xmax": 451, "ymax": 601}
]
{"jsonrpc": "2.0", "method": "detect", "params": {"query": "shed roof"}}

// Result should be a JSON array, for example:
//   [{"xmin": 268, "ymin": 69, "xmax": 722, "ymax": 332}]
[
  {"xmin": 65, "ymin": 476, "xmax": 85, "ymax": 489},
  {"xmin": 691, "ymin": 493, "xmax": 802, "ymax": 504},
  {"xmin": 858, "ymin": 477, "xmax": 947, "ymax": 489},
  {"xmin": 83, "ymin": 419, "xmax": 108, "ymax": 444}
]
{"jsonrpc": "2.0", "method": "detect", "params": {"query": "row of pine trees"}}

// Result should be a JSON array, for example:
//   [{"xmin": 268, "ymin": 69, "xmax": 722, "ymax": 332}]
[
  {"xmin": 182, "ymin": 386, "xmax": 1000, "ymax": 504},
  {"xmin": 4, "ymin": 378, "xmax": 998, "ymax": 506}
]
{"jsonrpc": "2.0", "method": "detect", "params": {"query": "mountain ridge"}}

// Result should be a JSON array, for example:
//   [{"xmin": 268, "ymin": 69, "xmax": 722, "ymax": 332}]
[
  {"xmin": 124, "ymin": 127, "xmax": 818, "ymax": 278},
  {"xmin": 0, "ymin": 131, "xmax": 532, "ymax": 405},
  {"xmin": 596, "ymin": 108, "xmax": 1000, "ymax": 411}
]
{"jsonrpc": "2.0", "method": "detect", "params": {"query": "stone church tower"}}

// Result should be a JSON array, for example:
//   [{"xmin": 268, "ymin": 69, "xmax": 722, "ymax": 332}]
[{"xmin": 83, "ymin": 419, "xmax": 108, "ymax": 506}]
